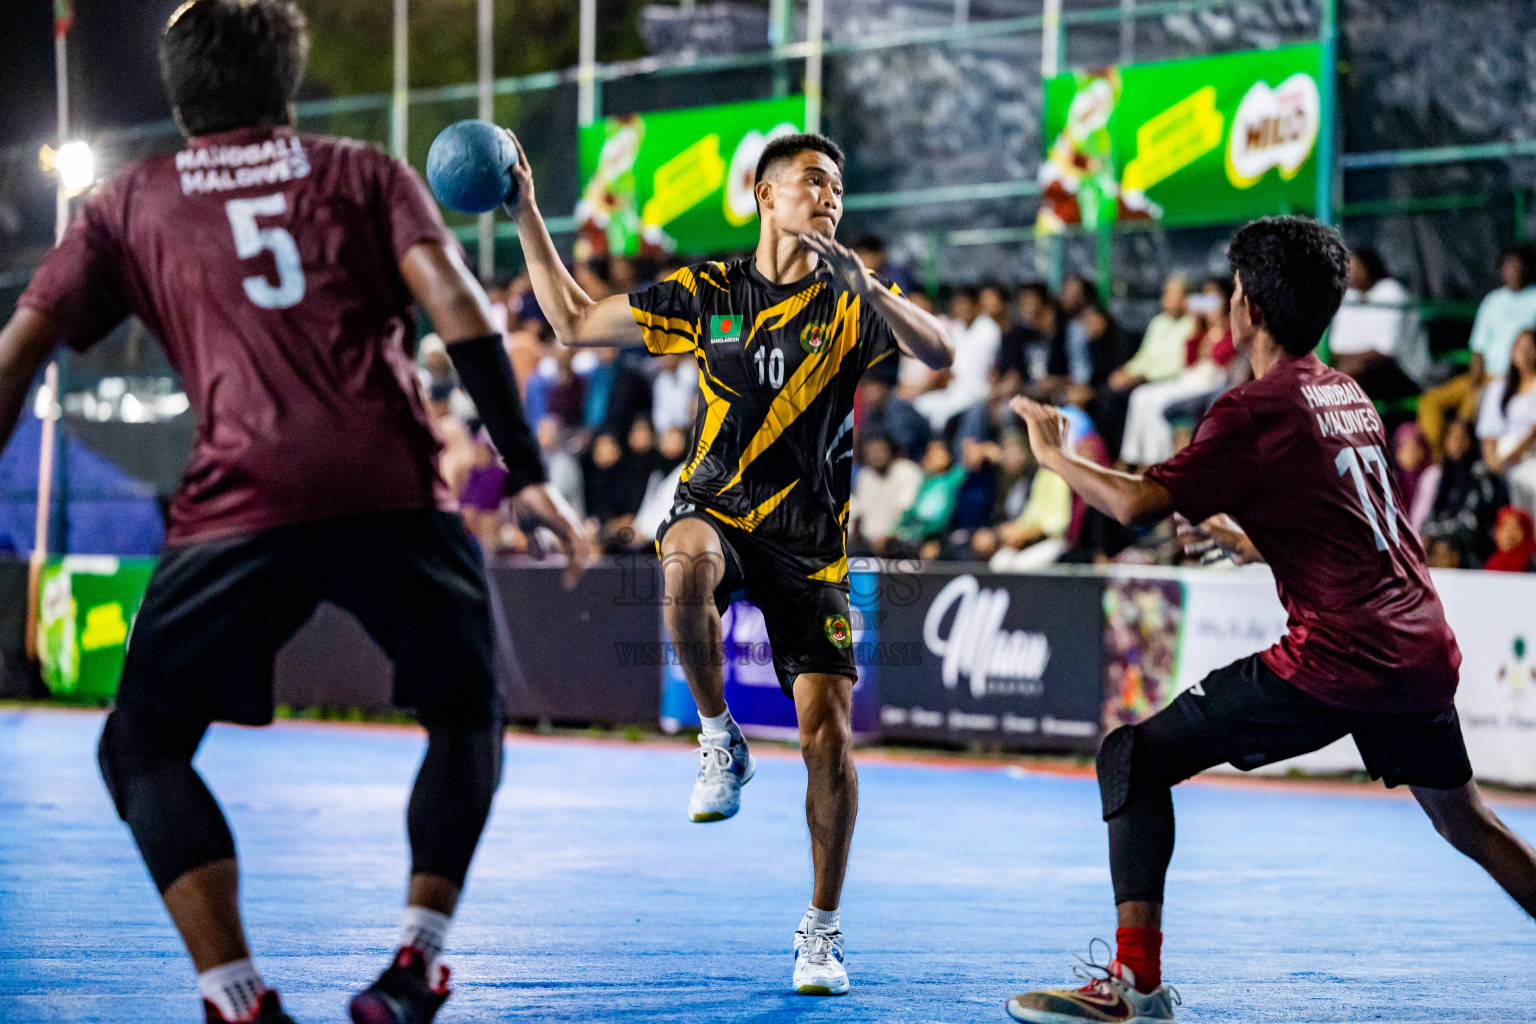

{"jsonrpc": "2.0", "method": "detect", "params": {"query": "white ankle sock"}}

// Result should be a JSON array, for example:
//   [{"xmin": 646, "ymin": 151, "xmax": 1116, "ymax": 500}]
[
  {"xmin": 803, "ymin": 905, "xmax": 840, "ymax": 934},
  {"xmin": 698, "ymin": 708, "xmax": 740, "ymax": 741},
  {"xmin": 398, "ymin": 905, "xmax": 452, "ymax": 971},
  {"xmin": 197, "ymin": 958, "xmax": 265, "ymax": 1022}
]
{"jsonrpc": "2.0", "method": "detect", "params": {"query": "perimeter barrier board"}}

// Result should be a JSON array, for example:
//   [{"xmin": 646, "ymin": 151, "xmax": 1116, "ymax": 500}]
[{"xmin": 875, "ymin": 565, "xmax": 1105, "ymax": 753}]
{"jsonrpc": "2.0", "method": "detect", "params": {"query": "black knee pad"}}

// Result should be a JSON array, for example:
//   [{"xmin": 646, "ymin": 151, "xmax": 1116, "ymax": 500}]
[
  {"xmin": 1097, "ymin": 724, "xmax": 1137, "ymax": 821},
  {"xmin": 96, "ymin": 710, "xmax": 230, "ymax": 892}
]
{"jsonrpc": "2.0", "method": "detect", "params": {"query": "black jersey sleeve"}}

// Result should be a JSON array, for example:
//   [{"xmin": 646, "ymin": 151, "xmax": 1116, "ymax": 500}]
[
  {"xmin": 856, "ymin": 276, "xmax": 904, "ymax": 374},
  {"xmin": 629, "ymin": 265, "xmax": 703, "ymax": 356}
]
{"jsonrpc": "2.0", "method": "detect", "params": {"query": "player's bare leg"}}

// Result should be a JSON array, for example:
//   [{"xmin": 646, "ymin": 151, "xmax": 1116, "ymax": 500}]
[
  {"xmin": 660, "ymin": 518, "xmax": 756, "ymax": 822},
  {"xmin": 659, "ymin": 518, "xmax": 728, "ymax": 718},
  {"xmin": 1413, "ymin": 781, "xmax": 1536, "ymax": 917},
  {"xmin": 163, "ymin": 859, "xmax": 252, "ymax": 970},
  {"xmin": 790, "ymin": 672, "xmax": 857, "ymax": 995}
]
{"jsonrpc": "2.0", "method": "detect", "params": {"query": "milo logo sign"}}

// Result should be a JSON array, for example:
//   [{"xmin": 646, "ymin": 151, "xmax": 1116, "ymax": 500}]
[{"xmin": 1225, "ymin": 72, "xmax": 1319, "ymax": 189}]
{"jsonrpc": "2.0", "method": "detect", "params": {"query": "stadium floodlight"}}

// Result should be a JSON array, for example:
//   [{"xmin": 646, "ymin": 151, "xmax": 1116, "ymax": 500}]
[{"xmin": 55, "ymin": 140, "xmax": 95, "ymax": 193}]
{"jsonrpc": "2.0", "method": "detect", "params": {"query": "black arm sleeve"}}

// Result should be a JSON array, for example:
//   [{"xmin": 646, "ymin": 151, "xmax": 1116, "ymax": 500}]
[{"xmin": 445, "ymin": 334, "xmax": 549, "ymax": 495}]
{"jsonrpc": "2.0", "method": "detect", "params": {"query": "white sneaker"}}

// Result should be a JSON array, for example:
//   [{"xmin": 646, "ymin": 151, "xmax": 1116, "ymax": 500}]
[
  {"xmin": 793, "ymin": 927, "xmax": 849, "ymax": 996},
  {"xmin": 1006, "ymin": 940, "xmax": 1179, "ymax": 1023},
  {"xmin": 686, "ymin": 732, "xmax": 755, "ymax": 822}
]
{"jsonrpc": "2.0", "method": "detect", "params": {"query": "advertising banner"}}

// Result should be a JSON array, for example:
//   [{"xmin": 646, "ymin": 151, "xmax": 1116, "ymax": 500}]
[
  {"xmin": 36, "ymin": 555, "xmax": 155, "ymax": 703},
  {"xmin": 1106, "ymin": 566, "xmax": 1536, "ymax": 784},
  {"xmin": 1039, "ymin": 44, "xmax": 1324, "ymax": 233},
  {"xmin": 876, "ymin": 567, "xmax": 1105, "ymax": 752},
  {"xmin": 660, "ymin": 570, "xmax": 882, "ymax": 740},
  {"xmin": 1431, "ymin": 570, "xmax": 1536, "ymax": 786},
  {"xmin": 577, "ymin": 96, "xmax": 804, "ymax": 258}
]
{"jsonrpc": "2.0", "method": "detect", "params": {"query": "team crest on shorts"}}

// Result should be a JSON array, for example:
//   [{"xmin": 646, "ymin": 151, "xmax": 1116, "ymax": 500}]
[
  {"xmin": 800, "ymin": 321, "xmax": 830, "ymax": 355},
  {"xmin": 823, "ymin": 614, "xmax": 852, "ymax": 649}
]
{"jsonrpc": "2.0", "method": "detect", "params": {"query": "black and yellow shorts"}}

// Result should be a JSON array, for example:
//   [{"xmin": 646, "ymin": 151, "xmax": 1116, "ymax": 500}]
[{"xmin": 657, "ymin": 509, "xmax": 857, "ymax": 697}]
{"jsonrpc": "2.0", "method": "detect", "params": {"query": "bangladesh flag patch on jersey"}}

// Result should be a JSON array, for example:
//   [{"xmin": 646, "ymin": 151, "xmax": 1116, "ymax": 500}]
[
  {"xmin": 709, "ymin": 314, "xmax": 742, "ymax": 344},
  {"xmin": 824, "ymin": 614, "xmax": 852, "ymax": 649}
]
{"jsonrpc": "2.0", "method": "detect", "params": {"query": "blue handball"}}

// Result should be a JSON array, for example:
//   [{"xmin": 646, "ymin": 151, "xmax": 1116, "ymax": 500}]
[{"xmin": 425, "ymin": 120, "xmax": 520, "ymax": 215}]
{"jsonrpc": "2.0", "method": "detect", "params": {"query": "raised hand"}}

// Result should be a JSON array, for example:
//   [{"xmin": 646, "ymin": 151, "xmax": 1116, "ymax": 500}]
[
  {"xmin": 797, "ymin": 232, "xmax": 872, "ymax": 297},
  {"xmin": 510, "ymin": 481, "xmax": 592, "ymax": 589},
  {"xmin": 1009, "ymin": 395, "xmax": 1071, "ymax": 464},
  {"xmin": 502, "ymin": 129, "xmax": 536, "ymax": 220}
]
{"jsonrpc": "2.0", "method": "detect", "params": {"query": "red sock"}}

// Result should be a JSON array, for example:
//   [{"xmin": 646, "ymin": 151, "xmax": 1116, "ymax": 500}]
[{"xmin": 1114, "ymin": 926, "xmax": 1161, "ymax": 993}]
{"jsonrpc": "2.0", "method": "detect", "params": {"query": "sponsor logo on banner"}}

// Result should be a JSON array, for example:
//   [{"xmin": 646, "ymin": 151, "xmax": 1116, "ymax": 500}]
[
  {"xmin": 1226, "ymin": 73, "xmax": 1320, "ymax": 188},
  {"xmin": 922, "ymin": 574, "xmax": 1051, "ymax": 698}
]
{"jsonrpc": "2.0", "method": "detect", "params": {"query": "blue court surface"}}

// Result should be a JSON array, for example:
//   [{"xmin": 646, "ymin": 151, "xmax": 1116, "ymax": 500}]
[{"xmin": 2, "ymin": 707, "xmax": 1533, "ymax": 1023}]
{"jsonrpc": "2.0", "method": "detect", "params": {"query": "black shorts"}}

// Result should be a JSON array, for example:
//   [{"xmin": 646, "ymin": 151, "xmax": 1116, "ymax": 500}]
[
  {"xmin": 1134, "ymin": 653, "xmax": 1472, "ymax": 790},
  {"xmin": 657, "ymin": 511, "xmax": 856, "ymax": 697},
  {"xmin": 119, "ymin": 509, "xmax": 497, "ymax": 728}
]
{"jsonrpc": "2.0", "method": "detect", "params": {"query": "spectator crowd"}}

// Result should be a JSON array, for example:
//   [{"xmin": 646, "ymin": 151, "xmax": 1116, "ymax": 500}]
[{"xmin": 421, "ymin": 237, "xmax": 1536, "ymax": 575}]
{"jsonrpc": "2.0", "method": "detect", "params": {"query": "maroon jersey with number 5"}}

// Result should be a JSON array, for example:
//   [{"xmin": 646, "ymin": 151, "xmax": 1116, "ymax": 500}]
[
  {"xmin": 1145, "ymin": 353, "xmax": 1460, "ymax": 713},
  {"xmin": 20, "ymin": 125, "xmax": 457, "ymax": 545}
]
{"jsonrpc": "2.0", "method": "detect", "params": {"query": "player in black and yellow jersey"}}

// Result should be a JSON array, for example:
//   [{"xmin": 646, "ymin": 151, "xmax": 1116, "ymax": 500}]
[{"xmin": 507, "ymin": 131, "xmax": 952, "ymax": 995}]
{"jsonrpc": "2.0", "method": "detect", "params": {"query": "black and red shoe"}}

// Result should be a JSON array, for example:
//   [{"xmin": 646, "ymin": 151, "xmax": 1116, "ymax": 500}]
[
  {"xmin": 349, "ymin": 947, "xmax": 451, "ymax": 1024},
  {"xmin": 203, "ymin": 990, "xmax": 300, "ymax": 1024}
]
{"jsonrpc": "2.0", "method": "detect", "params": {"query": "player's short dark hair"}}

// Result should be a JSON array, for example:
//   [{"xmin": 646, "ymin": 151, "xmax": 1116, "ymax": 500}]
[
  {"xmin": 754, "ymin": 133, "xmax": 845, "ymax": 187},
  {"xmin": 160, "ymin": 0, "xmax": 310, "ymax": 137},
  {"xmin": 1226, "ymin": 216, "xmax": 1349, "ymax": 357}
]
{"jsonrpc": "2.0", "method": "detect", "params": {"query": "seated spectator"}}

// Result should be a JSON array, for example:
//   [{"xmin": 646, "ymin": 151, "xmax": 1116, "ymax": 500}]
[
  {"xmin": 1058, "ymin": 275, "xmax": 1099, "ymax": 386},
  {"xmin": 656, "ymin": 425, "xmax": 689, "ymax": 474},
  {"xmin": 914, "ymin": 289, "xmax": 1001, "ymax": 433},
  {"xmin": 1420, "ymin": 418, "xmax": 1506, "ymax": 567},
  {"xmin": 1420, "ymin": 244, "xmax": 1536, "ymax": 453},
  {"xmin": 1099, "ymin": 279, "xmax": 1194, "ymax": 457},
  {"xmin": 1120, "ymin": 277, "xmax": 1236, "ymax": 466},
  {"xmin": 893, "ymin": 440, "xmax": 967, "ymax": 559},
  {"xmin": 849, "ymin": 434, "xmax": 923, "ymax": 556},
  {"xmin": 582, "ymin": 430, "xmax": 652, "ymax": 551},
  {"xmin": 996, "ymin": 283, "xmax": 1052, "ymax": 393},
  {"xmin": 632, "ymin": 426, "xmax": 690, "ymax": 546},
  {"xmin": 651, "ymin": 352, "xmax": 698, "ymax": 435},
  {"xmin": 947, "ymin": 436, "xmax": 1003, "ymax": 552},
  {"xmin": 459, "ymin": 429, "xmax": 509, "ymax": 551},
  {"xmin": 985, "ymin": 413, "xmax": 1104, "ymax": 570},
  {"xmin": 1485, "ymin": 506, "xmax": 1536, "ymax": 572},
  {"xmin": 1391, "ymin": 423, "xmax": 1438, "ymax": 533},
  {"xmin": 1329, "ymin": 246, "xmax": 1421, "ymax": 401},
  {"xmin": 858, "ymin": 373, "xmax": 931, "ymax": 458},
  {"xmin": 536, "ymin": 416, "xmax": 585, "ymax": 518},
  {"xmin": 525, "ymin": 344, "xmax": 587, "ymax": 428},
  {"xmin": 1477, "ymin": 328, "xmax": 1536, "ymax": 516}
]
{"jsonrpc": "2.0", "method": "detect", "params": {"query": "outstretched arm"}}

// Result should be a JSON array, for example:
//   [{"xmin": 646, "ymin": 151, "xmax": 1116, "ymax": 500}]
[
  {"xmin": 0, "ymin": 308, "xmax": 62, "ymax": 455},
  {"xmin": 798, "ymin": 232, "xmax": 953, "ymax": 369},
  {"xmin": 504, "ymin": 133, "xmax": 643, "ymax": 348},
  {"xmin": 1010, "ymin": 395, "xmax": 1175, "ymax": 527}
]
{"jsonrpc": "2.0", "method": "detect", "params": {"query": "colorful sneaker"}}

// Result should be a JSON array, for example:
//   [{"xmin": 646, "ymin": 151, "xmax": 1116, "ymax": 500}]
[
  {"xmin": 687, "ymin": 732, "xmax": 755, "ymax": 822},
  {"xmin": 1006, "ymin": 940, "xmax": 1179, "ymax": 1023},
  {"xmin": 349, "ymin": 947, "xmax": 450, "ymax": 1024},
  {"xmin": 792, "ymin": 927, "xmax": 849, "ymax": 996},
  {"xmin": 204, "ymin": 990, "xmax": 299, "ymax": 1024}
]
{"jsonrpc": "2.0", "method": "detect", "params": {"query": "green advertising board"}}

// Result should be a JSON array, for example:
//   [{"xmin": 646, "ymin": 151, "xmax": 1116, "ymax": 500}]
[
  {"xmin": 577, "ymin": 96, "xmax": 805, "ymax": 258},
  {"xmin": 1039, "ymin": 44, "xmax": 1325, "ymax": 232},
  {"xmin": 37, "ymin": 556, "xmax": 156, "ymax": 704}
]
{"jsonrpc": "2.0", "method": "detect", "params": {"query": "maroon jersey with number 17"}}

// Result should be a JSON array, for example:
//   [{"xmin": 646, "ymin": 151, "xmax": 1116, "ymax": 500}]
[
  {"xmin": 19, "ymin": 125, "xmax": 457, "ymax": 546},
  {"xmin": 1145, "ymin": 353, "xmax": 1461, "ymax": 713}
]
